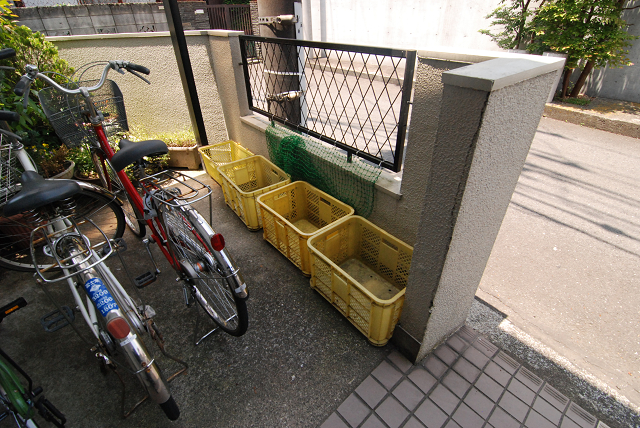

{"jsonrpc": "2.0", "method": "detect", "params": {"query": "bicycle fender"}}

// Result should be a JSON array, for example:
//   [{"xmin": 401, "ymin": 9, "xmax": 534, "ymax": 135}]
[{"xmin": 75, "ymin": 181, "xmax": 124, "ymax": 207}]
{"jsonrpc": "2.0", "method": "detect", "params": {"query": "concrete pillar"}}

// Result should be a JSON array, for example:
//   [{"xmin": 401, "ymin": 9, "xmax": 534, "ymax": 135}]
[{"xmin": 393, "ymin": 57, "xmax": 564, "ymax": 362}]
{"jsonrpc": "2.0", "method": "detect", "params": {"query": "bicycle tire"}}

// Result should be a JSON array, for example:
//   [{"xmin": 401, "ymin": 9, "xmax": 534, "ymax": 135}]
[
  {"xmin": 0, "ymin": 188, "xmax": 125, "ymax": 272},
  {"xmin": 91, "ymin": 151, "xmax": 146, "ymax": 238},
  {"xmin": 161, "ymin": 204, "xmax": 248, "ymax": 336}
]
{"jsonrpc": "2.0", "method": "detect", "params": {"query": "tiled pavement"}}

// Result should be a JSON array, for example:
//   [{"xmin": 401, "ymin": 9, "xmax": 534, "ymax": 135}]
[{"xmin": 320, "ymin": 325, "xmax": 608, "ymax": 428}]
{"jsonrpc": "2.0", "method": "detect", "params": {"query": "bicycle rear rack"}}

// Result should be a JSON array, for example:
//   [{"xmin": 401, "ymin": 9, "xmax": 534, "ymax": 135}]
[
  {"xmin": 30, "ymin": 215, "xmax": 114, "ymax": 284},
  {"xmin": 139, "ymin": 170, "xmax": 212, "ymax": 208}
]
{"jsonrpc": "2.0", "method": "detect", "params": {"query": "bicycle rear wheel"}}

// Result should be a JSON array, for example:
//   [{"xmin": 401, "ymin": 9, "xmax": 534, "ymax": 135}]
[
  {"xmin": 92, "ymin": 151, "xmax": 146, "ymax": 238},
  {"xmin": 0, "ymin": 188, "xmax": 125, "ymax": 272},
  {"xmin": 161, "ymin": 204, "xmax": 248, "ymax": 336}
]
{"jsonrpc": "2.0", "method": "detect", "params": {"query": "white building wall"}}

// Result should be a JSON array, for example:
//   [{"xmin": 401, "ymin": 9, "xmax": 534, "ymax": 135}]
[{"xmin": 304, "ymin": 0, "xmax": 502, "ymax": 51}]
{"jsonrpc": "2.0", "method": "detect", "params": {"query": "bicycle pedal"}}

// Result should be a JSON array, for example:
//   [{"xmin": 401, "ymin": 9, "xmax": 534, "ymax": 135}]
[
  {"xmin": 134, "ymin": 271, "xmax": 157, "ymax": 288},
  {"xmin": 40, "ymin": 306, "xmax": 74, "ymax": 333}
]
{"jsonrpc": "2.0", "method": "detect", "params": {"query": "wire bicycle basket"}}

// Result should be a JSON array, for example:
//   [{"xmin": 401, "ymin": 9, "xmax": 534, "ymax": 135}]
[
  {"xmin": 38, "ymin": 79, "xmax": 129, "ymax": 149},
  {"xmin": 0, "ymin": 140, "xmax": 21, "ymax": 206}
]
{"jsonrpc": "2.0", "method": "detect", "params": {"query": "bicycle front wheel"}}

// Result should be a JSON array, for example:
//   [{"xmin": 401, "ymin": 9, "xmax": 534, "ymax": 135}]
[
  {"xmin": 161, "ymin": 204, "xmax": 248, "ymax": 336},
  {"xmin": 92, "ymin": 151, "xmax": 146, "ymax": 238},
  {"xmin": 0, "ymin": 188, "xmax": 125, "ymax": 272}
]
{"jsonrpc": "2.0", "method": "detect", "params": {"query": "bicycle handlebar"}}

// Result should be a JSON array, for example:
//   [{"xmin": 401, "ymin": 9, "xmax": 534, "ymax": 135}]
[
  {"xmin": 0, "ymin": 110, "xmax": 19, "ymax": 122},
  {"xmin": 15, "ymin": 60, "xmax": 151, "ymax": 99},
  {"xmin": 0, "ymin": 48, "xmax": 15, "ymax": 61}
]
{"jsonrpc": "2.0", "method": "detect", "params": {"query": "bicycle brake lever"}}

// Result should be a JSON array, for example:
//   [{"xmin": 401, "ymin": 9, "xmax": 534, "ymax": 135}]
[{"xmin": 129, "ymin": 69, "xmax": 151, "ymax": 85}]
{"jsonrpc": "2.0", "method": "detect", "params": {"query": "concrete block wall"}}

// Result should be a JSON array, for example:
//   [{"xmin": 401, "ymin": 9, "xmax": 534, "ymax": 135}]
[{"xmin": 13, "ymin": 2, "xmax": 209, "ymax": 36}]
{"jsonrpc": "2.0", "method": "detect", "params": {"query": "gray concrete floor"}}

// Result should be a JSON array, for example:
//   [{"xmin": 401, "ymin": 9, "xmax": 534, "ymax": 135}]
[{"xmin": 1, "ymin": 115, "xmax": 639, "ymax": 428}]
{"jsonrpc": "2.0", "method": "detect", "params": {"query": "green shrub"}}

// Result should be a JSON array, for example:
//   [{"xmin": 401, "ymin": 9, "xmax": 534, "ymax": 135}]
[{"xmin": 0, "ymin": 10, "xmax": 73, "ymax": 166}]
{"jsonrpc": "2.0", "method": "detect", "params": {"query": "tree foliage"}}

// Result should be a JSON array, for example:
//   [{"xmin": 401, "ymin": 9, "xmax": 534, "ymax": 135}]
[{"xmin": 480, "ymin": 0, "xmax": 638, "ymax": 98}]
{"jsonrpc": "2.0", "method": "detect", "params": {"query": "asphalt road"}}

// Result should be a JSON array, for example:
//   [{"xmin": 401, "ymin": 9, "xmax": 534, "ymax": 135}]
[{"xmin": 477, "ymin": 116, "xmax": 640, "ymax": 410}]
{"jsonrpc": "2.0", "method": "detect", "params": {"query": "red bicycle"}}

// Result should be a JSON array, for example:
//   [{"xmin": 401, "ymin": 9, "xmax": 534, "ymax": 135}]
[{"xmin": 16, "ymin": 61, "xmax": 249, "ymax": 338}]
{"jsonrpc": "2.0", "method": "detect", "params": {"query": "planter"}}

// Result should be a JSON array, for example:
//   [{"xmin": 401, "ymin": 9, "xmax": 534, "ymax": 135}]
[
  {"xmin": 50, "ymin": 160, "xmax": 75, "ymax": 180},
  {"xmin": 74, "ymin": 170, "xmax": 102, "ymax": 185},
  {"xmin": 167, "ymin": 146, "xmax": 201, "ymax": 170}
]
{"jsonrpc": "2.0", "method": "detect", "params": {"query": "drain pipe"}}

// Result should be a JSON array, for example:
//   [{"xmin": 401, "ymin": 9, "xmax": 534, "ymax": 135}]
[{"xmin": 162, "ymin": 0, "xmax": 208, "ymax": 146}]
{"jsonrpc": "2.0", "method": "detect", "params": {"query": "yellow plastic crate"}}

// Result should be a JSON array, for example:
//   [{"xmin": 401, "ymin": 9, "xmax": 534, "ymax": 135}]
[
  {"xmin": 198, "ymin": 140, "xmax": 254, "ymax": 184},
  {"xmin": 307, "ymin": 216, "xmax": 413, "ymax": 346},
  {"xmin": 218, "ymin": 155, "xmax": 291, "ymax": 230},
  {"xmin": 257, "ymin": 181, "xmax": 355, "ymax": 276}
]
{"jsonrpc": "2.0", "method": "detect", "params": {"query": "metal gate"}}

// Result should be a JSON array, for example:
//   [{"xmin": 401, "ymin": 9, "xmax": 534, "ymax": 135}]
[{"xmin": 206, "ymin": 4, "xmax": 252, "ymax": 34}]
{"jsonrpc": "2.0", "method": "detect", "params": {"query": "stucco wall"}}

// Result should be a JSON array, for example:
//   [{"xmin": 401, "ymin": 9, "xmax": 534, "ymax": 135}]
[{"xmin": 49, "ymin": 32, "xmax": 228, "ymax": 145}]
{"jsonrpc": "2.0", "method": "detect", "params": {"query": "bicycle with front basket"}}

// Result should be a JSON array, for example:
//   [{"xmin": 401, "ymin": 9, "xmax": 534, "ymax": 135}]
[{"xmin": 15, "ymin": 60, "xmax": 249, "ymax": 338}]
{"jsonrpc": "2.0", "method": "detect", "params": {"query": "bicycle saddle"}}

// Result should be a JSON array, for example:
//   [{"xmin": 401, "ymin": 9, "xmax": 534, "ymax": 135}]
[
  {"xmin": 111, "ymin": 138, "xmax": 168, "ymax": 172},
  {"xmin": 2, "ymin": 171, "xmax": 81, "ymax": 217}
]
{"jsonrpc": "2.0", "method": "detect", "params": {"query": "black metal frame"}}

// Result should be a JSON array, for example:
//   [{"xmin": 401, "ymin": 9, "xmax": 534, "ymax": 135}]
[{"xmin": 239, "ymin": 35, "xmax": 416, "ymax": 173}]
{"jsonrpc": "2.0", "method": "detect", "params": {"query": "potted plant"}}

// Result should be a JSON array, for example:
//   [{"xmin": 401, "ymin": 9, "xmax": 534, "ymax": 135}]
[
  {"xmin": 39, "ymin": 145, "xmax": 75, "ymax": 179},
  {"xmin": 68, "ymin": 146, "xmax": 100, "ymax": 184},
  {"xmin": 162, "ymin": 129, "xmax": 200, "ymax": 170},
  {"xmin": 125, "ymin": 128, "xmax": 200, "ymax": 170}
]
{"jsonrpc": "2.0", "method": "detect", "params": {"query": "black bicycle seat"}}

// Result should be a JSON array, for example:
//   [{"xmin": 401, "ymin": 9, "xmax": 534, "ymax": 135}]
[
  {"xmin": 2, "ymin": 171, "xmax": 81, "ymax": 217},
  {"xmin": 110, "ymin": 138, "xmax": 168, "ymax": 172}
]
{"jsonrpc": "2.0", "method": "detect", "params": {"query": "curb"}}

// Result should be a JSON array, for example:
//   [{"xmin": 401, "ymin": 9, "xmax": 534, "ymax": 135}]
[{"xmin": 543, "ymin": 103, "xmax": 640, "ymax": 139}]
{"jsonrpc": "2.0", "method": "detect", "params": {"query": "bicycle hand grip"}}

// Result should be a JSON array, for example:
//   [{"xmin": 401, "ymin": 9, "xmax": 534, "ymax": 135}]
[
  {"xmin": 14, "ymin": 76, "xmax": 31, "ymax": 96},
  {"xmin": 0, "ymin": 48, "xmax": 16, "ymax": 61},
  {"xmin": 126, "ymin": 63, "xmax": 150, "ymax": 75},
  {"xmin": 0, "ymin": 110, "xmax": 19, "ymax": 122}
]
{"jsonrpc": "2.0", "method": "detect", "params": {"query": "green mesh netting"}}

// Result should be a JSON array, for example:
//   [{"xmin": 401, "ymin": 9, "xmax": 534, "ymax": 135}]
[{"xmin": 265, "ymin": 123, "xmax": 382, "ymax": 218}]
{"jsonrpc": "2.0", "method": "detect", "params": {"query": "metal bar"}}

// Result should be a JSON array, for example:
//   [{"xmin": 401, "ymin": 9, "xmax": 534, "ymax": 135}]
[
  {"xmin": 239, "ymin": 38, "xmax": 255, "ymax": 111},
  {"xmin": 393, "ymin": 50, "xmax": 416, "ymax": 173},
  {"xmin": 163, "ymin": 0, "xmax": 208, "ymax": 146},
  {"xmin": 241, "ymin": 35, "xmax": 410, "ymax": 58}
]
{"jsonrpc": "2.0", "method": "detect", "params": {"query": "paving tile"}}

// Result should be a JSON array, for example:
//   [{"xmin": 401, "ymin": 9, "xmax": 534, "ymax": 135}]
[
  {"xmin": 472, "ymin": 336, "xmax": 499, "ymax": 358},
  {"xmin": 539, "ymin": 383, "xmax": 569, "ymax": 412},
  {"xmin": 372, "ymin": 360, "xmax": 404, "ymax": 390},
  {"xmin": 561, "ymin": 417, "xmax": 584, "ymax": 428},
  {"xmin": 320, "ymin": 413, "xmax": 350, "ymax": 428},
  {"xmin": 388, "ymin": 351, "xmax": 413, "ymax": 373},
  {"xmin": 463, "ymin": 345, "xmax": 490, "ymax": 370},
  {"xmin": 425, "ymin": 355, "xmax": 448, "ymax": 380},
  {"xmin": 525, "ymin": 410, "xmax": 557, "ymax": 428},
  {"xmin": 475, "ymin": 373, "xmax": 505, "ymax": 402},
  {"xmin": 434, "ymin": 344, "xmax": 458, "ymax": 366},
  {"xmin": 409, "ymin": 367, "xmax": 438, "ymax": 395},
  {"xmin": 444, "ymin": 419, "xmax": 462, "ymax": 428},
  {"xmin": 452, "ymin": 403, "xmax": 484, "ymax": 428},
  {"xmin": 452, "ymin": 358, "xmax": 480, "ymax": 383},
  {"xmin": 338, "ymin": 393, "xmax": 371, "ymax": 428},
  {"xmin": 457, "ymin": 325, "xmax": 478, "ymax": 343},
  {"xmin": 361, "ymin": 413, "xmax": 387, "ymax": 428},
  {"xmin": 463, "ymin": 387, "xmax": 495, "ymax": 419},
  {"xmin": 356, "ymin": 376, "xmax": 388, "ymax": 409},
  {"xmin": 565, "ymin": 403, "xmax": 597, "ymax": 428},
  {"xmin": 533, "ymin": 396, "xmax": 562, "ymax": 425},
  {"xmin": 514, "ymin": 367, "xmax": 543, "ymax": 393},
  {"xmin": 488, "ymin": 406, "xmax": 521, "ymax": 428},
  {"xmin": 375, "ymin": 396, "xmax": 410, "ymax": 428},
  {"xmin": 442, "ymin": 371, "xmax": 471, "ymax": 398},
  {"xmin": 392, "ymin": 379, "xmax": 425, "ymax": 411},
  {"xmin": 403, "ymin": 416, "xmax": 427, "ymax": 428},
  {"xmin": 428, "ymin": 384, "xmax": 459, "ymax": 415},
  {"xmin": 506, "ymin": 378, "xmax": 536, "ymax": 405},
  {"xmin": 446, "ymin": 335, "xmax": 468, "ymax": 353},
  {"xmin": 596, "ymin": 422, "xmax": 610, "ymax": 428},
  {"xmin": 493, "ymin": 352, "xmax": 520, "ymax": 375},
  {"xmin": 498, "ymin": 391, "xmax": 529, "ymax": 422},
  {"xmin": 414, "ymin": 399, "xmax": 447, "ymax": 428},
  {"xmin": 484, "ymin": 361, "xmax": 512, "ymax": 387}
]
